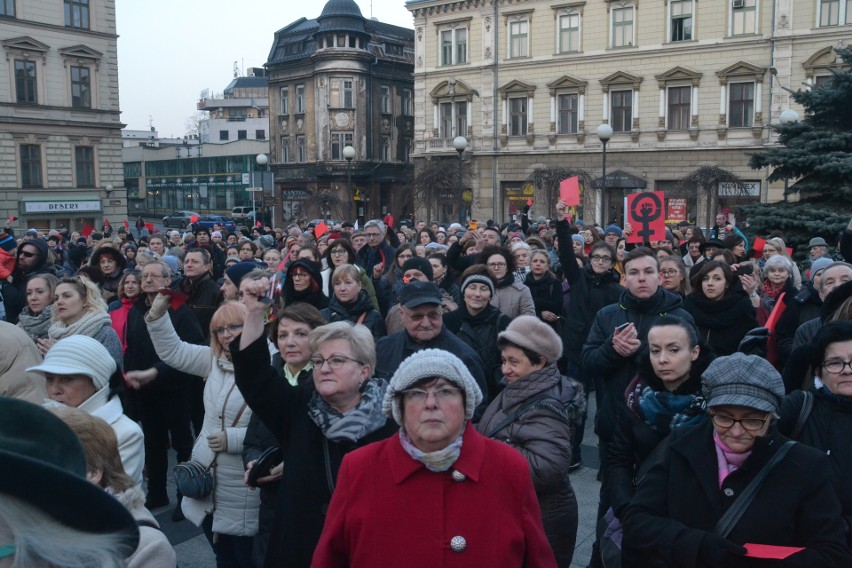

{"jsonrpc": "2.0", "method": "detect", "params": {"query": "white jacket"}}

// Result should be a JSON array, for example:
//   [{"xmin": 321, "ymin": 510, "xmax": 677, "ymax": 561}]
[
  {"xmin": 79, "ymin": 388, "xmax": 146, "ymax": 487},
  {"xmin": 147, "ymin": 315, "xmax": 260, "ymax": 537}
]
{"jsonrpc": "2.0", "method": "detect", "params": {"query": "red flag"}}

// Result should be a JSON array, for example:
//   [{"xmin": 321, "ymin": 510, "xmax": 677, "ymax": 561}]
[
  {"xmin": 81, "ymin": 224, "xmax": 94, "ymax": 238},
  {"xmin": 315, "ymin": 222, "xmax": 329, "ymax": 239},
  {"xmin": 124, "ymin": 219, "xmax": 130, "ymax": 230},
  {"xmin": 104, "ymin": 218, "xmax": 111, "ymax": 229},
  {"xmin": 765, "ymin": 292, "xmax": 788, "ymax": 367},
  {"xmin": 190, "ymin": 214, "xmax": 199, "ymax": 224},
  {"xmin": 7, "ymin": 216, "xmax": 16, "ymax": 223},
  {"xmin": 145, "ymin": 222, "xmax": 154, "ymax": 232},
  {"xmin": 625, "ymin": 191, "xmax": 666, "ymax": 244},
  {"xmin": 559, "ymin": 176, "xmax": 580, "ymax": 206},
  {"xmin": 752, "ymin": 237, "xmax": 766, "ymax": 259}
]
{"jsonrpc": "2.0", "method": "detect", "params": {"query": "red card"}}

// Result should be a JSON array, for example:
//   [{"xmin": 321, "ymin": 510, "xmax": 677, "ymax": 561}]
[
  {"xmin": 104, "ymin": 218, "xmax": 111, "ymax": 229},
  {"xmin": 81, "ymin": 224, "xmax": 93, "ymax": 237},
  {"xmin": 7, "ymin": 216, "xmax": 16, "ymax": 223},
  {"xmin": 752, "ymin": 237, "xmax": 766, "ymax": 258},
  {"xmin": 145, "ymin": 222, "xmax": 154, "ymax": 232},
  {"xmin": 124, "ymin": 219, "xmax": 130, "ymax": 229},
  {"xmin": 190, "ymin": 214, "xmax": 199, "ymax": 223},
  {"xmin": 315, "ymin": 222, "xmax": 329, "ymax": 239},
  {"xmin": 527, "ymin": 199, "xmax": 533, "ymax": 207},
  {"xmin": 625, "ymin": 191, "xmax": 665, "ymax": 244},
  {"xmin": 559, "ymin": 176, "xmax": 581, "ymax": 206},
  {"xmin": 743, "ymin": 543, "xmax": 804, "ymax": 560},
  {"xmin": 157, "ymin": 288, "xmax": 189, "ymax": 310}
]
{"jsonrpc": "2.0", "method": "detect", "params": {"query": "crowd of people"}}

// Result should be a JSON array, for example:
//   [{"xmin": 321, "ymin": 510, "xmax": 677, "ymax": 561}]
[{"xmin": 0, "ymin": 205, "xmax": 851, "ymax": 568}]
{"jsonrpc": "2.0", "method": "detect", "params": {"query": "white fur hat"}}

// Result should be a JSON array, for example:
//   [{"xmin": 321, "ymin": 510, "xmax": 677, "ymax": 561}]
[{"xmin": 27, "ymin": 335, "xmax": 115, "ymax": 390}]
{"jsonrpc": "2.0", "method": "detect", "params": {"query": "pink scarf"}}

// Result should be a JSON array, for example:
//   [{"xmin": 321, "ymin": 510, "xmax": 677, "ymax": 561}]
[{"xmin": 713, "ymin": 431, "xmax": 751, "ymax": 486}]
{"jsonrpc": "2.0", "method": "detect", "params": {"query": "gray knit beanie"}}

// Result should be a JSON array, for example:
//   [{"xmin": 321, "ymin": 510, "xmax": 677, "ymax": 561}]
[
  {"xmin": 461, "ymin": 274, "xmax": 495, "ymax": 298},
  {"xmin": 498, "ymin": 315, "xmax": 563, "ymax": 364},
  {"xmin": 382, "ymin": 349, "xmax": 483, "ymax": 425}
]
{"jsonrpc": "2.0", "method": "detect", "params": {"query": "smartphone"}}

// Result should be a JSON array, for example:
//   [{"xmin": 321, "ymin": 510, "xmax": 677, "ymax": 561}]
[
  {"xmin": 737, "ymin": 263, "xmax": 754, "ymax": 276},
  {"xmin": 615, "ymin": 322, "xmax": 631, "ymax": 332}
]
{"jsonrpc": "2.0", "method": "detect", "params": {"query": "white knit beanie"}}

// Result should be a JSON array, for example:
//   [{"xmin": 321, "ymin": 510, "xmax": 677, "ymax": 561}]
[
  {"xmin": 498, "ymin": 315, "xmax": 563, "ymax": 364},
  {"xmin": 382, "ymin": 349, "xmax": 483, "ymax": 425},
  {"xmin": 27, "ymin": 335, "xmax": 115, "ymax": 390}
]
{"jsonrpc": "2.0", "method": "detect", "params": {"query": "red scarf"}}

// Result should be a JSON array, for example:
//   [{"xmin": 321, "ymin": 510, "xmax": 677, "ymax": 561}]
[{"xmin": 109, "ymin": 298, "xmax": 135, "ymax": 355}]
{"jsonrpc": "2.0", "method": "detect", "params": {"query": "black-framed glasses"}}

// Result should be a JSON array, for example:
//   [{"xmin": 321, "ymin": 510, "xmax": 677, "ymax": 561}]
[
  {"xmin": 709, "ymin": 412, "xmax": 769, "ymax": 431},
  {"xmin": 213, "ymin": 323, "xmax": 243, "ymax": 336},
  {"xmin": 487, "ymin": 261, "xmax": 507, "ymax": 268},
  {"xmin": 590, "ymin": 255, "xmax": 612, "ymax": 263},
  {"xmin": 291, "ymin": 272, "xmax": 310, "ymax": 280},
  {"xmin": 660, "ymin": 269, "xmax": 679, "ymax": 277},
  {"xmin": 310, "ymin": 354, "xmax": 363, "ymax": 369},
  {"xmin": 822, "ymin": 360, "xmax": 852, "ymax": 374},
  {"xmin": 330, "ymin": 249, "xmax": 348, "ymax": 256}
]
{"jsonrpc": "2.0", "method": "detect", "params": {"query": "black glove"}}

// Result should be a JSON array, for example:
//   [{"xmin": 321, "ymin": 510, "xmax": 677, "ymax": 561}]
[
  {"xmin": 738, "ymin": 327, "xmax": 769, "ymax": 357},
  {"xmin": 698, "ymin": 533, "xmax": 747, "ymax": 567}
]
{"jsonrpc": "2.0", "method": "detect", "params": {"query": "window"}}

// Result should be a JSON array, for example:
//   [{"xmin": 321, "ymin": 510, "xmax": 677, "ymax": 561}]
[
  {"xmin": 400, "ymin": 137, "xmax": 412, "ymax": 162},
  {"xmin": 667, "ymin": 86, "xmax": 691, "ymax": 130},
  {"xmin": 558, "ymin": 13, "xmax": 581, "ymax": 53},
  {"xmin": 1, "ymin": 0, "xmax": 14, "ymax": 17},
  {"xmin": 440, "ymin": 28, "xmax": 467, "ymax": 65},
  {"xmin": 380, "ymin": 86, "xmax": 391, "ymax": 113},
  {"xmin": 256, "ymin": 129, "xmax": 266, "ymax": 140},
  {"xmin": 381, "ymin": 137, "xmax": 391, "ymax": 162},
  {"xmin": 281, "ymin": 137, "xmax": 291, "ymax": 162},
  {"xmin": 330, "ymin": 79, "xmax": 354, "ymax": 108},
  {"xmin": 612, "ymin": 6, "xmax": 634, "ymax": 47},
  {"xmin": 819, "ymin": 0, "xmax": 851, "ymax": 25},
  {"xmin": 14, "ymin": 60, "xmax": 36, "ymax": 104},
  {"xmin": 509, "ymin": 97, "xmax": 528, "ymax": 136},
  {"xmin": 509, "ymin": 20, "xmax": 529, "ymax": 58},
  {"xmin": 731, "ymin": 0, "xmax": 757, "ymax": 35},
  {"xmin": 281, "ymin": 88, "xmax": 289, "ymax": 114},
  {"xmin": 70, "ymin": 66, "xmax": 90, "ymax": 108},
  {"xmin": 20, "ymin": 144, "xmax": 42, "ymax": 188},
  {"xmin": 439, "ymin": 101, "xmax": 468, "ymax": 138},
  {"xmin": 728, "ymin": 82, "xmax": 754, "ymax": 127},
  {"xmin": 64, "ymin": 0, "xmax": 89, "ymax": 29},
  {"xmin": 296, "ymin": 136, "xmax": 306, "ymax": 162},
  {"xmin": 611, "ymin": 90, "xmax": 633, "ymax": 132},
  {"xmin": 558, "ymin": 94, "xmax": 579, "ymax": 134},
  {"xmin": 402, "ymin": 89, "xmax": 412, "ymax": 115},
  {"xmin": 331, "ymin": 132, "xmax": 354, "ymax": 160},
  {"xmin": 813, "ymin": 75, "xmax": 833, "ymax": 89},
  {"xmin": 219, "ymin": 130, "xmax": 229, "ymax": 141},
  {"xmin": 75, "ymin": 146, "xmax": 95, "ymax": 188},
  {"xmin": 670, "ymin": 0, "xmax": 693, "ymax": 42},
  {"xmin": 296, "ymin": 85, "xmax": 305, "ymax": 113},
  {"xmin": 237, "ymin": 130, "xmax": 247, "ymax": 140}
]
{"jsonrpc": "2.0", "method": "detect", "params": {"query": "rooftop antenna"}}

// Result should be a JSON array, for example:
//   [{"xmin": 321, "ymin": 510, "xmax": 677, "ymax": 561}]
[
  {"xmin": 370, "ymin": 0, "xmax": 373, "ymax": 18},
  {"xmin": 233, "ymin": 61, "xmax": 239, "ymax": 78}
]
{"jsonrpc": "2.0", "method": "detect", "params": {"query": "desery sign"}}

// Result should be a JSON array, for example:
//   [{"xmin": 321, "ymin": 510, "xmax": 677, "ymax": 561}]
[{"xmin": 24, "ymin": 200, "xmax": 101, "ymax": 213}]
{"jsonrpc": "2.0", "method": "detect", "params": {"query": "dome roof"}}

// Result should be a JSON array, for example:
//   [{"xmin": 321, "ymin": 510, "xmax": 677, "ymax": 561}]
[
  {"xmin": 316, "ymin": 0, "xmax": 367, "ymax": 35},
  {"xmin": 318, "ymin": 0, "xmax": 363, "ymax": 20}
]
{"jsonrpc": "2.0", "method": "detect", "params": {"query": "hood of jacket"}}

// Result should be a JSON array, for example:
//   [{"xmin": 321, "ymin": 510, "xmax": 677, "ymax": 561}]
[{"xmin": 284, "ymin": 258, "xmax": 324, "ymax": 301}]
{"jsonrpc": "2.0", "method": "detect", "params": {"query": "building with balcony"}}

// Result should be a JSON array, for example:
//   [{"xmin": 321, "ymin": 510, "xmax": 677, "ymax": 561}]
[
  {"xmin": 198, "ymin": 68, "xmax": 270, "ymax": 144},
  {"xmin": 407, "ymin": 0, "xmax": 850, "ymax": 225},
  {"xmin": 0, "ymin": 0, "xmax": 124, "ymax": 231},
  {"xmin": 265, "ymin": 0, "xmax": 415, "ymax": 223}
]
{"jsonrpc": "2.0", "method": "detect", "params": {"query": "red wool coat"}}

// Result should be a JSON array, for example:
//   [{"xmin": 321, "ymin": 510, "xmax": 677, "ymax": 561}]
[{"xmin": 311, "ymin": 424, "xmax": 558, "ymax": 568}]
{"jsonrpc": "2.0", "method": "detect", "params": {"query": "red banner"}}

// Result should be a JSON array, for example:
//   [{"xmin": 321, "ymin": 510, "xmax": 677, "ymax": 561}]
[
  {"xmin": 559, "ymin": 176, "xmax": 581, "ymax": 206},
  {"xmin": 626, "ymin": 191, "xmax": 666, "ymax": 244},
  {"xmin": 667, "ymin": 199, "xmax": 687, "ymax": 223}
]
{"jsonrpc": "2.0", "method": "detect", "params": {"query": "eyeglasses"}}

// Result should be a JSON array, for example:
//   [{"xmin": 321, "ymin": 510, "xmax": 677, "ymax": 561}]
[
  {"xmin": 402, "ymin": 386, "xmax": 462, "ymax": 404},
  {"xmin": 18, "ymin": 250, "xmax": 36, "ymax": 258},
  {"xmin": 660, "ymin": 269, "xmax": 679, "ymax": 277},
  {"xmin": 291, "ymin": 272, "xmax": 310, "ymax": 280},
  {"xmin": 240, "ymin": 248, "xmax": 253, "ymax": 252},
  {"xmin": 590, "ymin": 255, "xmax": 612, "ymax": 263},
  {"xmin": 822, "ymin": 360, "xmax": 852, "ymax": 374},
  {"xmin": 365, "ymin": 233, "xmax": 382, "ymax": 240},
  {"xmin": 142, "ymin": 273, "xmax": 167, "ymax": 281},
  {"xmin": 487, "ymin": 262, "xmax": 507, "ymax": 268},
  {"xmin": 213, "ymin": 323, "xmax": 243, "ymax": 336},
  {"xmin": 310, "ymin": 354, "xmax": 363, "ymax": 369},
  {"xmin": 0, "ymin": 545, "xmax": 14, "ymax": 559},
  {"xmin": 710, "ymin": 412, "xmax": 769, "ymax": 431},
  {"xmin": 330, "ymin": 249, "xmax": 347, "ymax": 256}
]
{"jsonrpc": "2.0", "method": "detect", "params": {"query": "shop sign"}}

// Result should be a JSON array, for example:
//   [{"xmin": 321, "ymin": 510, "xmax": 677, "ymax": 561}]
[
  {"xmin": 719, "ymin": 181, "xmax": 760, "ymax": 197},
  {"xmin": 24, "ymin": 200, "xmax": 101, "ymax": 213},
  {"xmin": 667, "ymin": 199, "xmax": 687, "ymax": 222}
]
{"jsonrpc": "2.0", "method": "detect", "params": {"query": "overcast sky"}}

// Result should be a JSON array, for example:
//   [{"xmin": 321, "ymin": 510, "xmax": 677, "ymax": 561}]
[{"xmin": 116, "ymin": 0, "xmax": 414, "ymax": 138}]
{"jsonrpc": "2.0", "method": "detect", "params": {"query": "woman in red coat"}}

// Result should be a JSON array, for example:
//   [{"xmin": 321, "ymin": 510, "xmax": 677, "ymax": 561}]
[{"xmin": 311, "ymin": 349, "xmax": 557, "ymax": 568}]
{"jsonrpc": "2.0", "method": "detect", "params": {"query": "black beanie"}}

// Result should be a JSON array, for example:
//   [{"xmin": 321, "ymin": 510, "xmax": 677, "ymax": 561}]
[{"xmin": 401, "ymin": 256, "xmax": 434, "ymax": 281}]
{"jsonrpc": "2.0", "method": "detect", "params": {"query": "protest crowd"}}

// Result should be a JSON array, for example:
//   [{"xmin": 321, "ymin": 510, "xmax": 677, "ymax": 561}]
[{"xmin": 1, "ymin": 203, "xmax": 852, "ymax": 568}]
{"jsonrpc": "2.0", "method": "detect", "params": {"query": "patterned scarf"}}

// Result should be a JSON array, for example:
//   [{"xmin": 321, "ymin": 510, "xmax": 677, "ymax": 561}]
[
  {"xmin": 307, "ymin": 379, "xmax": 388, "ymax": 443},
  {"xmin": 17, "ymin": 305, "xmax": 54, "ymax": 341},
  {"xmin": 625, "ymin": 376, "xmax": 705, "ymax": 434},
  {"xmin": 48, "ymin": 311, "xmax": 112, "ymax": 342},
  {"xmin": 399, "ymin": 424, "xmax": 465, "ymax": 472}
]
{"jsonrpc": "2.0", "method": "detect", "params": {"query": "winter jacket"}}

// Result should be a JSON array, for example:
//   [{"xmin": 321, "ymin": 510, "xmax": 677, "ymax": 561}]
[
  {"xmin": 622, "ymin": 421, "xmax": 851, "ymax": 567},
  {"xmin": 682, "ymin": 290, "xmax": 758, "ymax": 356},
  {"xmin": 177, "ymin": 273, "xmax": 221, "ymax": 341},
  {"xmin": 524, "ymin": 271, "xmax": 564, "ymax": 333},
  {"xmin": 232, "ymin": 333, "xmax": 397, "ymax": 568},
  {"xmin": 775, "ymin": 281, "xmax": 822, "ymax": 368},
  {"xmin": 321, "ymin": 264, "xmax": 380, "ymax": 310},
  {"xmin": 443, "ymin": 304, "xmax": 510, "ymax": 403},
  {"xmin": 147, "ymin": 314, "xmax": 259, "ymax": 537},
  {"xmin": 491, "ymin": 275, "xmax": 536, "ymax": 319},
  {"xmin": 117, "ymin": 486, "xmax": 177, "ymax": 568},
  {"xmin": 435, "ymin": 274, "xmax": 462, "ymax": 306},
  {"xmin": 355, "ymin": 240, "xmax": 396, "ymax": 277},
  {"xmin": 477, "ymin": 364, "xmax": 582, "ymax": 567},
  {"xmin": 321, "ymin": 290, "xmax": 386, "ymax": 340},
  {"xmin": 281, "ymin": 259, "xmax": 328, "ymax": 311},
  {"xmin": 0, "ymin": 320, "xmax": 46, "ymax": 404}
]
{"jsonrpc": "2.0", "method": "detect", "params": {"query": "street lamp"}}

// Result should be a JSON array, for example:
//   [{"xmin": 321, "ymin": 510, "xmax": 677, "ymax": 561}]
[
  {"xmin": 343, "ymin": 145, "xmax": 356, "ymax": 222},
  {"xmin": 255, "ymin": 153, "xmax": 271, "ymax": 227},
  {"xmin": 596, "ymin": 124, "xmax": 613, "ymax": 225},
  {"xmin": 453, "ymin": 136, "xmax": 468, "ymax": 224},
  {"xmin": 779, "ymin": 109, "xmax": 799, "ymax": 203}
]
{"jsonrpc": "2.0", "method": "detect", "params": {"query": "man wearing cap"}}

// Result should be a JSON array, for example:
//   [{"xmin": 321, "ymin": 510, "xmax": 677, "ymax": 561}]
[{"xmin": 374, "ymin": 281, "xmax": 488, "ymax": 412}]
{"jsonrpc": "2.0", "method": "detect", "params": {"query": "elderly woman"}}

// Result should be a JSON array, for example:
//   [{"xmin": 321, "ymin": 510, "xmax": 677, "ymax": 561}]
[
  {"xmin": 321, "ymin": 264, "xmax": 385, "ymax": 340},
  {"xmin": 233, "ymin": 277, "xmax": 396, "ymax": 568},
  {"xmin": 759, "ymin": 255, "xmax": 799, "ymax": 313},
  {"xmin": 311, "ymin": 349, "xmax": 558, "ymax": 568},
  {"xmin": 0, "ymin": 398, "xmax": 139, "ymax": 568},
  {"xmin": 622, "ymin": 353, "xmax": 852, "ymax": 567},
  {"xmin": 511, "ymin": 241, "xmax": 532, "ymax": 283},
  {"xmin": 17, "ymin": 272, "xmax": 58, "ymax": 341},
  {"xmin": 760, "ymin": 237, "xmax": 802, "ymax": 289},
  {"xmin": 134, "ymin": 295, "xmax": 260, "ymax": 566},
  {"xmin": 28, "ymin": 334, "xmax": 145, "ymax": 486},
  {"xmin": 479, "ymin": 245, "xmax": 536, "ymax": 319},
  {"xmin": 477, "ymin": 316, "xmax": 583, "ymax": 567}
]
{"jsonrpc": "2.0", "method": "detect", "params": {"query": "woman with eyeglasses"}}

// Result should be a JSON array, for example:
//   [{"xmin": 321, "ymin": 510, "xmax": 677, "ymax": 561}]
[
  {"xmin": 281, "ymin": 258, "xmax": 328, "ymax": 311},
  {"xmin": 135, "ymin": 292, "xmax": 260, "ymax": 567},
  {"xmin": 659, "ymin": 256, "xmax": 690, "ymax": 297},
  {"xmin": 233, "ymin": 278, "xmax": 396, "ymax": 568},
  {"xmin": 478, "ymin": 245, "xmax": 536, "ymax": 319},
  {"xmin": 321, "ymin": 238, "xmax": 379, "ymax": 310},
  {"xmin": 622, "ymin": 353, "xmax": 851, "ymax": 567}
]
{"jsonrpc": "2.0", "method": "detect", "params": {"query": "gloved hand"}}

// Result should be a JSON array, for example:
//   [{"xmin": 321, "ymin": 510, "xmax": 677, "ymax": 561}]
[
  {"xmin": 145, "ymin": 290, "xmax": 171, "ymax": 322},
  {"xmin": 698, "ymin": 533, "xmax": 746, "ymax": 567},
  {"xmin": 207, "ymin": 431, "xmax": 228, "ymax": 453}
]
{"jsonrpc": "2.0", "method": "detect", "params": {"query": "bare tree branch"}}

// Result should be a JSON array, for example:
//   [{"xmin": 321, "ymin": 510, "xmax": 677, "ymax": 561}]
[
  {"xmin": 528, "ymin": 167, "xmax": 595, "ymax": 219},
  {"xmin": 674, "ymin": 165, "xmax": 747, "ymax": 230}
]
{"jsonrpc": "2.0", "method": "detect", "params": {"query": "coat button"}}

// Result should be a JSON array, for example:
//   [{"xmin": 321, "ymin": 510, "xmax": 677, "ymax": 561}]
[
  {"xmin": 451, "ymin": 470, "xmax": 466, "ymax": 482},
  {"xmin": 450, "ymin": 536, "xmax": 467, "ymax": 552},
  {"xmin": 723, "ymin": 488, "xmax": 735, "ymax": 497}
]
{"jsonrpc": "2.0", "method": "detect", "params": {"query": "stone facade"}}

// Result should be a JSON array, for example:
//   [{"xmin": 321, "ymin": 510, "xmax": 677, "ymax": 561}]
[
  {"xmin": 0, "ymin": 0, "xmax": 124, "ymax": 231},
  {"xmin": 407, "ymin": 0, "xmax": 850, "ymax": 225}
]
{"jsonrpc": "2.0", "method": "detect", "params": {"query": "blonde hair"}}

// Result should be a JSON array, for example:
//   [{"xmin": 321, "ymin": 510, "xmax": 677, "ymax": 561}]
[
  {"xmin": 309, "ymin": 321, "xmax": 376, "ymax": 373},
  {"xmin": 53, "ymin": 276, "xmax": 108, "ymax": 323},
  {"xmin": 331, "ymin": 263, "xmax": 362, "ymax": 286},
  {"xmin": 210, "ymin": 301, "xmax": 248, "ymax": 357}
]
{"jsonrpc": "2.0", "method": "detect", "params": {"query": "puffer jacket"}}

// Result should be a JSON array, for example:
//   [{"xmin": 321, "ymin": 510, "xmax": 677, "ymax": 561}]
[
  {"xmin": 147, "ymin": 314, "xmax": 259, "ymax": 537},
  {"xmin": 321, "ymin": 290, "xmax": 386, "ymax": 340},
  {"xmin": 443, "ymin": 304, "xmax": 510, "ymax": 403},
  {"xmin": 477, "ymin": 363, "xmax": 584, "ymax": 568},
  {"xmin": 491, "ymin": 274, "xmax": 536, "ymax": 319}
]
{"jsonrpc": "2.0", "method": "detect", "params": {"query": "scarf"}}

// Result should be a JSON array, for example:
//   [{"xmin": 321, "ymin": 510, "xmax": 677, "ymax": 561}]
[
  {"xmin": 48, "ymin": 311, "xmax": 112, "ymax": 342},
  {"xmin": 816, "ymin": 383, "xmax": 852, "ymax": 406},
  {"xmin": 761, "ymin": 278, "xmax": 785, "ymax": 307},
  {"xmin": 625, "ymin": 375, "xmax": 705, "ymax": 434},
  {"xmin": 307, "ymin": 379, "xmax": 388, "ymax": 443},
  {"xmin": 713, "ymin": 431, "xmax": 751, "ymax": 486},
  {"xmin": 17, "ymin": 305, "xmax": 54, "ymax": 341},
  {"xmin": 399, "ymin": 424, "xmax": 465, "ymax": 472},
  {"xmin": 110, "ymin": 298, "xmax": 136, "ymax": 354}
]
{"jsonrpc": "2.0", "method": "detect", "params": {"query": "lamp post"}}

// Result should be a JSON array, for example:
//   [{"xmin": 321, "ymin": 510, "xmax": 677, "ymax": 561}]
[
  {"xmin": 342, "ymin": 145, "xmax": 356, "ymax": 222},
  {"xmin": 453, "ymin": 136, "xmax": 468, "ymax": 224},
  {"xmin": 255, "ymin": 153, "xmax": 272, "ymax": 228},
  {"xmin": 596, "ymin": 124, "xmax": 613, "ymax": 225},
  {"xmin": 778, "ymin": 109, "xmax": 799, "ymax": 203}
]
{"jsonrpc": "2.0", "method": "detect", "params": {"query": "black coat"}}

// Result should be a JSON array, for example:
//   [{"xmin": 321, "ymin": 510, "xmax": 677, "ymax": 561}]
[
  {"xmin": 321, "ymin": 290, "xmax": 386, "ymax": 340},
  {"xmin": 682, "ymin": 290, "xmax": 758, "ymax": 356},
  {"xmin": 622, "ymin": 421, "xmax": 851, "ymax": 567},
  {"xmin": 524, "ymin": 271, "xmax": 563, "ymax": 333},
  {"xmin": 177, "ymin": 273, "xmax": 221, "ymax": 341},
  {"xmin": 775, "ymin": 282, "xmax": 822, "ymax": 367},
  {"xmin": 443, "ymin": 304, "xmax": 510, "ymax": 403},
  {"xmin": 282, "ymin": 259, "xmax": 328, "ymax": 310},
  {"xmin": 232, "ymin": 335, "xmax": 396, "ymax": 568}
]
